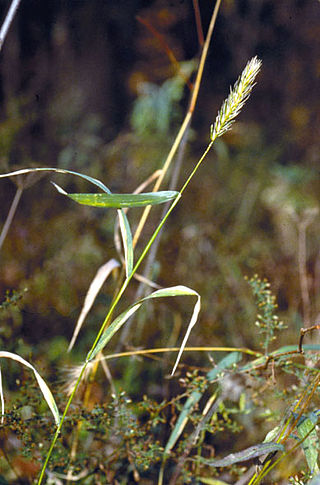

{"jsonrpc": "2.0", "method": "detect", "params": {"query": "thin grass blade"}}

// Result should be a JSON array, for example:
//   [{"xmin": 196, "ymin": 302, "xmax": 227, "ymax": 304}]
[
  {"xmin": 0, "ymin": 167, "xmax": 112, "ymax": 193},
  {"xmin": 68, "ymin": 259, "xmax": 121, "ymax": 352},
  {"xmin": 117, "ymin": 210, "xmax": 133, "ymax": 277}
]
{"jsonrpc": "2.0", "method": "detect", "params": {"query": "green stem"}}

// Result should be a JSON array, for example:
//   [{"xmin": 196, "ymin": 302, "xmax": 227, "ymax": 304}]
[{"xmin": 38, "ymin": 140, "xmax": 214, "ymax": 483}]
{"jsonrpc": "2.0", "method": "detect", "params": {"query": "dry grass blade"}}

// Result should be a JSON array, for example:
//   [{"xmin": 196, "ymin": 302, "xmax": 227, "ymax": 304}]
[{"xmin": 68, "ymin": 259, "xmax": 120, "ymax": 352}]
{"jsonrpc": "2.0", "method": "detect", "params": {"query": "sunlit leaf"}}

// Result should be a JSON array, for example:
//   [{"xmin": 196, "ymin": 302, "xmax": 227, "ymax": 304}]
[{"xmin": 0, "ymin": 351, "xmax": 60, "ymax": 426}]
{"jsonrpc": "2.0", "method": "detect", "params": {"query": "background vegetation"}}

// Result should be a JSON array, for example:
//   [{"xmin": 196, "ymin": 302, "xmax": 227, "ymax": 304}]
[{"xmin": 0, "ymin": 1, "xmax": 320, "ymax": 483}]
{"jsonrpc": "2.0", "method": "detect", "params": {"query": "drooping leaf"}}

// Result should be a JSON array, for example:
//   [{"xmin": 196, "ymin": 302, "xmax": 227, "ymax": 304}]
[
  {"xmin": 0, "ymin": 167, "xmax": 112, "ymax": 193},
  {"xmin": 52, "ymin": 182, "xmax": 179, "ymax": 208},
  {"xmin": 68, "ymin": 259, "xmax": 121, "ymax": 352},
  {"xmin": 197, "ymin": 442, "xmax": 284, "ymax": 467},
  {"xmin": 87, "ymin": 285, "xmax": 200, "ymax": 375},
  {"xmin": 0, "ymin": 351, "xmax": 60, "ymax": 426}
]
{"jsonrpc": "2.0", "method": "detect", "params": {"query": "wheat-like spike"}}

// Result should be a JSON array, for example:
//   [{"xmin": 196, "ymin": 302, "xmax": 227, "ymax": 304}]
[{"xmin": 210, "ymin": 56, "xmax": 262, "ymax": 141}]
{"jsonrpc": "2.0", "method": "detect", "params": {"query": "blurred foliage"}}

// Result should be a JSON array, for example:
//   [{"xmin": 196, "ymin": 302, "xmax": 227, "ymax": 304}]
[{"xmin": 0, "ymin": 0, "xmax": 320, "ymax": 483}]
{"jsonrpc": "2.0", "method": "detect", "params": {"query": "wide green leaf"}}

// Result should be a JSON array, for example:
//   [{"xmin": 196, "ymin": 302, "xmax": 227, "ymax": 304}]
[
  {"xmin": 87, "ymin": 285, "xmax": 200, "ymax": 375},
  {"xmin": 52, "ymin": 182, "xmax": 179, "ymax": 208},
  {"xmin": 0, "ymin": 167, "xmax": 137, "ymax": 278}
]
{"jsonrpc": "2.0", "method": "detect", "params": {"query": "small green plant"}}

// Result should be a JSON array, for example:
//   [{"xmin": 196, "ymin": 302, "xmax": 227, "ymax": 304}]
[{"xmin": 246, "ymin": 274, "xmax": 287, "ymax": 354}]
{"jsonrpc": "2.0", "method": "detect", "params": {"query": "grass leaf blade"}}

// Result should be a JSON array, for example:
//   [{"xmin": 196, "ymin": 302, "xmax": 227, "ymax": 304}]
[
  {"xmin": 87, "ymin": 285, "xmax": 200, "ymax": 366},
  {"xmin": 68, "ymin": 259, "xmax": 121, "ymax": 352},
  {"xmin": 52, "ymin": 186, "xmax": 179, "ymax": 208},
  {"xmin": 118, "ymin": 210, "xmax": 133, "ymax": 278},
  {"xmin": 0, "ymin": 167, "xmax": 112, "ymax": 193}
]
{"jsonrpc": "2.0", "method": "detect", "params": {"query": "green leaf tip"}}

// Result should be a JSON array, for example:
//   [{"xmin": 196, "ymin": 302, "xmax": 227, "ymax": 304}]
[{"xmin": 210, "ymin": 56, "xmax": 262, "ymax": 141}]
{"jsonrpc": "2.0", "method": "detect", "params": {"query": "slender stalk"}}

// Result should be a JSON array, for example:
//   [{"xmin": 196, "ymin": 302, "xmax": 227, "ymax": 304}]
[
  {"xmin": 132, "ymin": 113, "xmax": 191, "ymax": 248},
  {"xmin": 39, "ymin": 11, "xmax": 261, "ymax": 480},
  {"xmin": 37, "ymin": 364, "xmax": 87, "ymax": 484},
  {"xmin": 101, "ymin": 346, "xmax": 262, "ymax": 362},
  {"xmin": 119, "ymin": 0, "xmax": 222, "ymax": 346},
  {"xmin": 132, "ymin": 0, "xmax": 222, "ymax": 248},
  {"xmin": 38, "ymin": 135, "xmax": 215, "ymax": 482},
  {"xmin": 0, "ymin": 185, "xmax": 23, "ymax": 251},
  {"xmin": 0, "ymin": 0, "xmax": 21, "ymax": 51}
]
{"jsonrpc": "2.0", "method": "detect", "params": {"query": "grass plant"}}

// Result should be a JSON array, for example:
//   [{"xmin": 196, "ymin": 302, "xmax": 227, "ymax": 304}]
[{"xmin": 1, "ymin": 2, "xmax": 320, "ymax": 484}]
